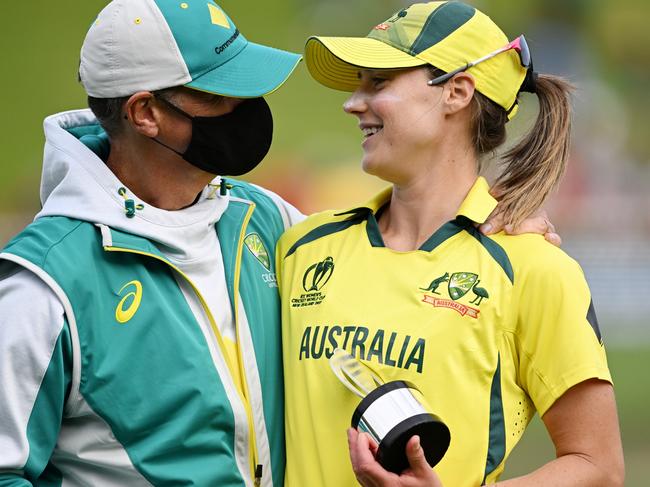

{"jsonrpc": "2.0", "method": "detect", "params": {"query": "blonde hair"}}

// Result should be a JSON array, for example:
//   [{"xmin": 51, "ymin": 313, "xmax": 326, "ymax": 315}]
[{"xmin": 471, "ymin": 75, "xmax": 574, "ymax": 227}]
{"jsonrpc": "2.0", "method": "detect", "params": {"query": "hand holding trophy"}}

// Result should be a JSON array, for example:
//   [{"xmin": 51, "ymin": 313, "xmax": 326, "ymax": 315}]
[{"xmin": 330, "ymin": 348, "xmax": 451, "ymax": 474}]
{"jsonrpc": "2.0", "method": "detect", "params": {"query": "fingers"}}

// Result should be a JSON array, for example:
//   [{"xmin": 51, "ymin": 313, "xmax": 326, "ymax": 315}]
[
  {"xmin": 368, "ymin": 435, "xmax": 379, "ymax": 457},
  {"xmin": 480, "ymin": 210, "xmax": 562, "ymax": 248},
  {"xmin": 502, "ymin": 214, "xmax": 563, "ymax": 248},
  {"xmin": 348, "ymin": 428, "xmax": 361, "ymax": 472},
  {"xmin": 348, "ymin": 429, "xmax": 382, "ymax": 487},
  {"xmin": 405, "ymin": 436, "xmax": 431, "ymax": 475},
  {"xmin": 544, "ymin": 231, "xmax": 562, "ymax": 247},
  {"xmin": 479, "ymin": 212, "xmax": 504, "ymax": 235},
  {"xmin": 356, "ymin": 430, "xmax": 380, "ymax": 466},
  {"xmin": 349, "ymin": 430, "xmax": 443, "ymax": 487},
  {"xmin": 503, "ymin": 216, "xmax": 550, "ymax": 236}
]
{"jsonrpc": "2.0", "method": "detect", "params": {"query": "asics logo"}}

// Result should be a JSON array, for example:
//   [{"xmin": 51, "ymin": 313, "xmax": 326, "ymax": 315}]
[{"xmin": 115, "ymin": 280, "xmax": 143, "ymax": 324}]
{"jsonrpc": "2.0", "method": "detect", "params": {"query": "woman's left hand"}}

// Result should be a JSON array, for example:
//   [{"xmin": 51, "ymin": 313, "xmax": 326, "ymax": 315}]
[{"xmin": 347, "ymin": 429, "xmax": 444, "ymax": 487}]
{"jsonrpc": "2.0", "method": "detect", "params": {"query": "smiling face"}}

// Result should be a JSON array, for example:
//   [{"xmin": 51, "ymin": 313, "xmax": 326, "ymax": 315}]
[{"xmin": 343, "ymin": 67, "xmax": 447, "ymax": 183}]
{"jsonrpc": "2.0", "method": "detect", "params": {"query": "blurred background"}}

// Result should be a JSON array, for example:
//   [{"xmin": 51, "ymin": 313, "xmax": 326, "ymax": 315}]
[{"xmin": 1, "ymin": 0, "xmax": 648, "ymax": 483}]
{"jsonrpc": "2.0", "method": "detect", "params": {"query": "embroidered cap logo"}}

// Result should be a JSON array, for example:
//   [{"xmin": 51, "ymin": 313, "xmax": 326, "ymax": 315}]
[
  {"xmin": 115, "ymin": 280, "xmax": 143, "ymax": 324},
  {"xmin": 207, "ymin": 3, "xmax": 230, "ymax": 28},
  {"xmin": 207, "ymin": 2, "xmax": 239, "ymax": 54}
]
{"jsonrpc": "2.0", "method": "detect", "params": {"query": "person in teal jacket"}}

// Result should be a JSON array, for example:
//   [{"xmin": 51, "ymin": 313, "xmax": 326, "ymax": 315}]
[
  {"xmin": 0, "ymin": 1, "xmax": 558, "ymax": 486},
  {"xmin": 0, "ymin": 1, "xmax": 303, "ymax": 485}
]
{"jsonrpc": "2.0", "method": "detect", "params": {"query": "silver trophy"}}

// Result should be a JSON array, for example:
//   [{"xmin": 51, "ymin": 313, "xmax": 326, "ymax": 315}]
[{"xmin": 330, "ymin": 348, "xmax": 450, "ymax": 473}]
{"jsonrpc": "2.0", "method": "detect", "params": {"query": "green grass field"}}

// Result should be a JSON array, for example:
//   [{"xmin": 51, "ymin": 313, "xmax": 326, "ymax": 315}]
[{"xmin": 503, "ymin": 346, "xmax": 650, "ymax": 485}]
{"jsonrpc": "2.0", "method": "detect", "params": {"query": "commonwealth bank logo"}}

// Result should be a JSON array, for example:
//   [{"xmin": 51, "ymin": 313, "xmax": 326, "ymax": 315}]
[
  {"xmin": 115, "ymin": 280, "xmax": 143, "ymax": 324},
  {"xmin": 207, "ymin": 3, "xmax": 231, "ymax": 29}
]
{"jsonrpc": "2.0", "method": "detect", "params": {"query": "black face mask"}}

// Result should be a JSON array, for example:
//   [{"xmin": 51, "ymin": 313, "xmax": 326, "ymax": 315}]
[{"xmin": 153, "ymin": 96, "xmax": 273, "ymax": 176}]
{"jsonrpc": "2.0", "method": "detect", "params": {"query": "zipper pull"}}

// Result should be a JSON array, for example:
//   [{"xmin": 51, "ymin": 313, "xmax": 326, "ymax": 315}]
[
  {"xmin": 219, "ymin": 178, "xmax": 233, "ymax": 196},
  {"xmin": 254, "ymin": 464, "xmax": 263, "ymax": 487}
]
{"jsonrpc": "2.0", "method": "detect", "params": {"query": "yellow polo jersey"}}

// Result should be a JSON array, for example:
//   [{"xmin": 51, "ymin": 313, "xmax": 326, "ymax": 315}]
[{"xmin": 277, "ymin": 177, "xmax": 611, "ymax": 487}]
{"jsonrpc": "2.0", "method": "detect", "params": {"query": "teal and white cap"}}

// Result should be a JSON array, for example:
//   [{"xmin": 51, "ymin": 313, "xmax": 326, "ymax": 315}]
[{"xmin": 79, "ymin": 0, "xmax": 302, "ymax": 98}]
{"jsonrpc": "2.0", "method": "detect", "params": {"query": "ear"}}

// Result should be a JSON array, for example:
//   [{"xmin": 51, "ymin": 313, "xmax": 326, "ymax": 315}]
[
  {"xmin": 442, "ymin": 73, "xmax": 475, "ymax": 116},
  {"xmin": 124, "ymin": 91, "xmax": 162, "ymax": 138}
]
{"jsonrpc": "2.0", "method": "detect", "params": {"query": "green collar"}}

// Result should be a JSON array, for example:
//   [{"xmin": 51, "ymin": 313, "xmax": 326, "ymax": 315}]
[
  {"xmin": 359, "ymin": 177, "xmax": 497, "ymax": 225},
  {"xmin": 355, "ymin": 177, "xmax": 497, "ymax": 251}
]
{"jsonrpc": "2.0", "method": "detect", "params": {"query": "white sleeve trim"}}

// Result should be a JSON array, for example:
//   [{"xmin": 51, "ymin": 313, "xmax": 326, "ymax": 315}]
[
  {"xmin": 0, "ymin": 253, "xmax": 82, "ymax": 416},
  {"xmin": 0, "ymin": 266, "xmax": 64, "ymax": 470}
]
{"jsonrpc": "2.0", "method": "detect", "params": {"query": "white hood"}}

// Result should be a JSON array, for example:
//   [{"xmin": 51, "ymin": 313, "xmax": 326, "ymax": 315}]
[{"xmin": 37, "ymin": 109, "xmax": 229, "ymax": 264}]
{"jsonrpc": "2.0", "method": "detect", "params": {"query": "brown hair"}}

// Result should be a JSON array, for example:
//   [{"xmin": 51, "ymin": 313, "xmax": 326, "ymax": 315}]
[
  {"xmin": 471, "ymin": 75, "xmax": 574, "ymax": 227},
  {"xmin": 428, "ymin": 67, "xmax": 574, "ymax": 226}
]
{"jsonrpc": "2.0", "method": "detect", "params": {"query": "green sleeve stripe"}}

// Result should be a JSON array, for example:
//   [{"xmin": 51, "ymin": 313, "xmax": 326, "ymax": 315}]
[
  {"xmin": 285, "ymin": 210, "xmax": 369, "ymax": 258},
  {"xmin": 460, "ymin": 219, "xmax": 514, "ymax": 284},
  {"xmin": 483, "ymin": 354, "xmax": 505, "ymax": 482},
  {"xmin": 23, "ymin": 320, "xmax": 72, "ymax": 482},
  {"xmin": 586, "ymin": 299, "xmax": 603, "ymax": 343}
]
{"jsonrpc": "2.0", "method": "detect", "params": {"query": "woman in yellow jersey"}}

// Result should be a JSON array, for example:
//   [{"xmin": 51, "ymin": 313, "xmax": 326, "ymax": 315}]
[{"xmin": 276, "ymin": 2, "xmax": 624, "ymax": 486}]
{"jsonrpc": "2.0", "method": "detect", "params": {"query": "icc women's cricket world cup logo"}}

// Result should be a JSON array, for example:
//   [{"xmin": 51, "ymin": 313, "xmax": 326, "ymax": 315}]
[
  {"xmin": 291, "ymin": 257, "xmax": 335, "ymax": 308},
  {"xmin": 302, "ymin": 256, "xmax": 334, "ymax": 292}
]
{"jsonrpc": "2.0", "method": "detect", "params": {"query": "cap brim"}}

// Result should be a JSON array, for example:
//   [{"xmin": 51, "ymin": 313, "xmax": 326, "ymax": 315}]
[
  {"xmin": 186, "ymin": 41, "xmax": 302, "ymax": 98},
  {"xmin": 305, "ymin": 36, "xmax": 425, "ymax": 92}
]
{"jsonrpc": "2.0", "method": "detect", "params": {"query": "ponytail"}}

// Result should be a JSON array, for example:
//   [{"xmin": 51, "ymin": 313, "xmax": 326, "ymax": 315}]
[{"xmin": 492, "ymin": 75, "xmax": 574, "ymax": 227}]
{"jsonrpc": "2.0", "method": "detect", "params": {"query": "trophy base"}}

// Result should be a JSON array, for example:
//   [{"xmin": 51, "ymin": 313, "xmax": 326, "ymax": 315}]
[
  {"xmin": 352, "ymin": 381, "xmax": 450, "ymax": 474},
  {"xmin": 377, "ymin": 412, "xmax": 450, "ymax": 473}
]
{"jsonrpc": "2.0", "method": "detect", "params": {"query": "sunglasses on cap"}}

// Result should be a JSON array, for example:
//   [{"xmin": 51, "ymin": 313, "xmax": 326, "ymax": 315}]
[{"xmin": 427, "ymin": 35, "xmax": 531, "ymax": 86}]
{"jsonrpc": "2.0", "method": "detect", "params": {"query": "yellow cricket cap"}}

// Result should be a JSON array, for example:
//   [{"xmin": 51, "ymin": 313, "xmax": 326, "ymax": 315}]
[{"xmin": 305, "ymin": 1, "xmax": 528, "ymax": 118}]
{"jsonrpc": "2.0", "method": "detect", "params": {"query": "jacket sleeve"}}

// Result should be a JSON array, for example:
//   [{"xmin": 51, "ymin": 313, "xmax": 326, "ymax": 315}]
[
  {"xmin": 250, "ymin": 183, "xmax": 306, "ymax": 228},
  {"xmin": 0, "ymin": 266, "xmax": 71, "ymax": 485}
]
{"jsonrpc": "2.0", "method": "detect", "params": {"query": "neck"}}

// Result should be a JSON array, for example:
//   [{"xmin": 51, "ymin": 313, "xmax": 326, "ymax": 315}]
[
  {"xmin": 378, "ymin": 140, "xmax": 478, "ymax": 252},
  {"xmin": 106, "ymin": 137, "xmax": 215, "ymax": 211}
]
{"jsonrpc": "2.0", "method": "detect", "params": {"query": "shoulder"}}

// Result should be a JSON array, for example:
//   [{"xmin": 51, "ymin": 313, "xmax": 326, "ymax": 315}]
[
  {"xmin": 228, "ymin": 179, "xmax": 272, "ymax": 201},
  {"xmin": 2, "ymin": 217, "xmax": 94, "ymax": 266},
  {"xmin": 277, "ymin": 207, "xmax": 358, "ymax": 260},
  {"xmin": 490, "ymin": 232, "xmax": 585, "ymax": 289},
  {"xmin": 227, "ymin": 180, "xmax": 305, "ymax": 230},
  {"xmin": 6, "ymin": 216, "xmax": 85, "ymax": 247}
]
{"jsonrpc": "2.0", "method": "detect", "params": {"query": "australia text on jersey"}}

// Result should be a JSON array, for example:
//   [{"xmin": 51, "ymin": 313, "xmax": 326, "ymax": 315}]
[{"xmin": 299, "ymin": 325, "xmax": 426, "ymax": 373}]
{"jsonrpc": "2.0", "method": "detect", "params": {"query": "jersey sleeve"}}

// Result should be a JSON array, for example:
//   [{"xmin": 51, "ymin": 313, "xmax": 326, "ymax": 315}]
[
  {"xmin": 0, "ymin": 266, "xmax": 72, "ymax": 484},
  {"xmin": 513, "ymin": 246, "xmax": 611, "ymax": 416}
]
